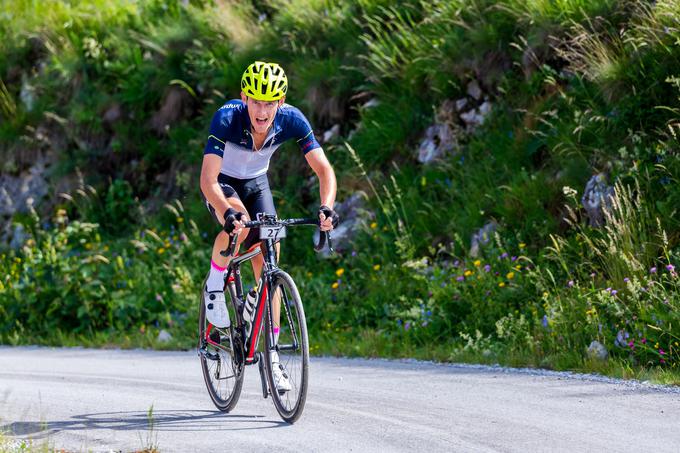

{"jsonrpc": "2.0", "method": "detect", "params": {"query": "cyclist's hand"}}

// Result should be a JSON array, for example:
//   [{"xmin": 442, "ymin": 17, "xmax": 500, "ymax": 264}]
[
  {"xmin": 318, "ymin": 205, "xmax": 339, "ymax": 232},
  {"xmin": 223, "ymin": 208, "xmax": 247, "ymax": 235}
]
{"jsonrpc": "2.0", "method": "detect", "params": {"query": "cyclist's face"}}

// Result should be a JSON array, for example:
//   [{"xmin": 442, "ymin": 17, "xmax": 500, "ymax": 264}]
[{"xmin": 242, "ymin": 94, "xmax": 283, "ymax": 134}]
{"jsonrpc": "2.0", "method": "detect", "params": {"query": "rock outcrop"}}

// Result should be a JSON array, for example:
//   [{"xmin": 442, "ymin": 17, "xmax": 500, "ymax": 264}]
[
  {"xmin": 581, "ymin": 173, "xmax": 615, "ymax": 227},
  {"xmin": 313, "ymin": 191, "xmax": 372, "ymax": 257},
  {"xmin": 416, "ymin": 79, "xmax": 493, "ymax": 164},
  {"xmin": 470, "ymin": 221, "xmax": 499, "ymax": 258},
  {"xmin": 150, "ymin": 85, "xmax": 196, "ymax": 135}
]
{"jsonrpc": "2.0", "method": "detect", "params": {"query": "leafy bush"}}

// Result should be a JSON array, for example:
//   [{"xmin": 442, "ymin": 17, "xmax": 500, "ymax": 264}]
[
  {"xmin": 1, "ymin": 0, "xmax": 680, "ymax": 379},
  {"xmin": 532, "ymin": 179, "xmax": 680, "ymax": 367},
  {"xmin": 0, "ymin": 201, "xmax": 208, "ymax": 344}
]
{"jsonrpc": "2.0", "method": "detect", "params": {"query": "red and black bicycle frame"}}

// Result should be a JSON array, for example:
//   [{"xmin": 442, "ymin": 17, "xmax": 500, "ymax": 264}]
[{"xmin": 206, "ymin": 238, "xmax": 279, "ymax": 365}]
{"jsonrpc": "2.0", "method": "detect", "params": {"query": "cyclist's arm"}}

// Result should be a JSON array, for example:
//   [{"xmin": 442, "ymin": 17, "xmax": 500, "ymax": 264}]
[
  {"xmin": 200, "ymin": 155, "xmax": 233, "ymax": 225},
  {"xmin": 200, "ymin": 107, "xmax": 240, "ymax": 224},
  {"xmin": 305, "ymin": 147, "xmax": 336, "ymax": 209},
  {"xmin": 289, "ymin": 106, "xmax": 336, "ymax": 210}
]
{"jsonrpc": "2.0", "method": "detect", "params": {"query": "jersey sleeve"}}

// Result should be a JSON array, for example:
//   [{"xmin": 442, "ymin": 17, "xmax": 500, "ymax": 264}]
[
  {"xmin": 291, "ymin": 109, "xmax": 321, "ymax": 154},
  {"xmin": 204, "ymin": 109, "xmax": 228, "ymax": 157}
]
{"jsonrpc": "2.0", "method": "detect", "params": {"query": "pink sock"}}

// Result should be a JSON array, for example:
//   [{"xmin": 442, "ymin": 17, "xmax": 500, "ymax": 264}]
[
  {"xmin": 206, "ymin": 259, "xmax": 227, "ymax": 291},
  {"xmin": 211, "ymin": 259, "xmax": 226, "ymax": 271}
]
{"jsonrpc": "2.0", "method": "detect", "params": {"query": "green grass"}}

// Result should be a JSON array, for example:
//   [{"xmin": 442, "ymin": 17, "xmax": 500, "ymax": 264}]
[
  {"xmin": 0, "ymin": 406, "xmax": 159, "ymax": 453},
  {"xmin": 1, "ymin": 0, "xmax": 680, "ymax": 382},
  {"xmin": 0, "ymin": 432, "xmax": 51, "ymax": 453},
  {"xmin": 311, "ymin": 327, "xmax": 680, "ymax": 385}
]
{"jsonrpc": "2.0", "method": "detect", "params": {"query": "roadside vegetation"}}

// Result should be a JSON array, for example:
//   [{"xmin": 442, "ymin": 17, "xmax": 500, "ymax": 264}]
[{"xmin": 1, "ymin": 0, "xmax": 680, "ymax": 384}]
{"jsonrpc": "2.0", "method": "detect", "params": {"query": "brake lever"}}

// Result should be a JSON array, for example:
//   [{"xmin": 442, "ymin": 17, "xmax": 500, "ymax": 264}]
[
  {"xmin": 313, "ymin": 228, "xmax": 326, "ymax": 252},
  {"xmin": 314, "ymin": 229, "xmax": 334, "ymax": 254},
  {"xmin": 219, "ymin": 233, "xmax": 237, "ymax": 257},
  {"xmin": 326, "ymin": 231, "xmax": 334, "ymax": 254}
]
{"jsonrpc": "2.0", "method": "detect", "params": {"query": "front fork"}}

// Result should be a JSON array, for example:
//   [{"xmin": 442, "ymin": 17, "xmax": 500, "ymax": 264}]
[{"xmin": 257, "ymin": 352, "xmax": 270, "ymax": 398}]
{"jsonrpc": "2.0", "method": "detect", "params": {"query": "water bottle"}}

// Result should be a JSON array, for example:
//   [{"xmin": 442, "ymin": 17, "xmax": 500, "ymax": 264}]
[{"xmin": 243, "ymin": 287, "xmax": 257, "ymax": 337}]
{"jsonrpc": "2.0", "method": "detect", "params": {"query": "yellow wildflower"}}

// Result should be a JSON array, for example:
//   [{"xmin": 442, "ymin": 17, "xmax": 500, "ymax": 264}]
[
  {"xmin": 543, "ymin": 292, "xmax": 549, "ymax": 297},
  {"xmin": 498, "ymin": 282, "xmax": 506, "ymax": 288},
  {"xmin": 515, "ymin": 265, "xmax": 521, "ymax": 270},
  {"xmin": 370, "ymin": 222, "xmax": 377, "ymax": 229},
  {"xmin": 157, "ymin": 247, "xmax": 165, "ymax": 254},
  {"xmin": 464, "ymin": 270, "xmax": 473, "ymax": 277},
  {"xmin": 85, "ymin": 243, "xmax": 93, "ymax": 250},
  {"xmin": 655, "ymin": 343, "xmax": 660, "ymax": 349},
  {"xmin": 519, "ymin": 243, "xmax": 526, "ymax": 249},
  {"xmin": 332, "ymin": 282, "xmax": 339, "ymax": 289},
  {"xmin": 177, "ymin": 217, "xmax": 184, "ymax": 223},
  {"xmin": 336, "ymin": 268, "xmax": 345, "ymax": 277},
  {"xmin": 57, "ymin": 208, "xmax": 67, "ymax": 217},
  {"xmin": 507, "ymin": 272, "xmax": 515, "ymax": 280},
  {"xmin": 473, "ymin": 260, "xmax": 481, "ymax": 267},
  {"xmin": 373, "ymin": 264, "xmax": 381, "ymax": 271}
]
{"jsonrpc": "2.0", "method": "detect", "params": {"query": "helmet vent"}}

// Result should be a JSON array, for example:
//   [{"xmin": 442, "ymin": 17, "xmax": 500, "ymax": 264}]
[{"xmin": 241, "ymin": 61, "xmax": 288, "ymax": 101}]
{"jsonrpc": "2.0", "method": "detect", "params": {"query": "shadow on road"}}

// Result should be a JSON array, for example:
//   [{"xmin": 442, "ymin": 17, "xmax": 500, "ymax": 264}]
[{"xmin": 2, "ymin": 409, "xmax": 287, "ymax": 439}]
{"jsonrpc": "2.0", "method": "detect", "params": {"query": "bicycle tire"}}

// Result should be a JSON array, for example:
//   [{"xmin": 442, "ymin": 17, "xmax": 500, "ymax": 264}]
[
  {"xmin": 263, "ymin": 270, "xmax": 309, "ymax": 423},
  {"xmin": 198, "ymin": 274, "xmax": 244, "ymax": 412}
]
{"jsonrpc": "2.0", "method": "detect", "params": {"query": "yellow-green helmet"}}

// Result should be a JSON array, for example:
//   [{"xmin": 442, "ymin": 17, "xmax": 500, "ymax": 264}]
[{"xmin": 241, "ymin": 61, "xmax": 288, "ymax": 101}]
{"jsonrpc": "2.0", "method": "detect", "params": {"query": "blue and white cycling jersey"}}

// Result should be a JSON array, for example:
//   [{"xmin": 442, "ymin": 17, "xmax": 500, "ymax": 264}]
[{"xmin": 204, "ymin": 99, "xmax": 321, "ymax": 179}]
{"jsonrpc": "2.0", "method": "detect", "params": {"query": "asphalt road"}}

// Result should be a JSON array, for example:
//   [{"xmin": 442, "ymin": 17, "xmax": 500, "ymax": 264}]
[{"xmin": 0, "ymin": 346, "xmax": 679, "ymax": 452}]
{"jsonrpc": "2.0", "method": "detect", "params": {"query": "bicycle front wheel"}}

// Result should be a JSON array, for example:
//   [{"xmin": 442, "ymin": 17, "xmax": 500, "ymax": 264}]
[
  {"xmin": 264, "ymin": 270, "xmax": 309, "ymax": 423},
  {"xmin": 198, "ymin": 275, "xmax": 244, "ymax": 412}
]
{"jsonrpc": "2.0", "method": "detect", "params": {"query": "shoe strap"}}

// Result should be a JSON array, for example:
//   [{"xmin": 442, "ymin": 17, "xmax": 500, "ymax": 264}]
[{"xmin": 206, "ymin": 290, "xmax": 226, "ymax": 300}]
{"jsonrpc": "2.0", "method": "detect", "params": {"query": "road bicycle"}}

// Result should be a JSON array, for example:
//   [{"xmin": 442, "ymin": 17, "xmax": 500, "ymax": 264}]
[{"xmin": 198, "ymin": 213, "xmax": 332, "ymax": 423}]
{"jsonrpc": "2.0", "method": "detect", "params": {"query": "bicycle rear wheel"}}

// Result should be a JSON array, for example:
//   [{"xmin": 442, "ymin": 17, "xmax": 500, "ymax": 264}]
[
  {"xmin": 263, "ymin": 270, "xmax": 309, "ymax": 423},
  {"xmin": 198, "ymin": 275, "xmax": 244, "ymax": 412}
]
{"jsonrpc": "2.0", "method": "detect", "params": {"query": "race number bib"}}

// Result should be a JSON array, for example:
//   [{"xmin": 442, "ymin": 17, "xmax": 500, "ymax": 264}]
[{"xmin": 259, "ymin": 225, "xmax": 287, "ymax": 240}]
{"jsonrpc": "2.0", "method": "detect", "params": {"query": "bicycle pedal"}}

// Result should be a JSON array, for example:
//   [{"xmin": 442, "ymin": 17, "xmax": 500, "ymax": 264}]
[{"xmin": 198, "ymin": 346, "xmax": 220, "ymax": 361}]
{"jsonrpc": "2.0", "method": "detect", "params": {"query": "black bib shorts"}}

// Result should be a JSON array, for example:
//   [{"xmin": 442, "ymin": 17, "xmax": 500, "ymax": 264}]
[{"xmin": 201, "ymin": 173, "xmax": 277, "ymax": 251}]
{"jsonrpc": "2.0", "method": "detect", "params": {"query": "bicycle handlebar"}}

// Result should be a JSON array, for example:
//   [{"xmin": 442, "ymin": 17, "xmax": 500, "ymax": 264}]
[
  {"xmin": 241, "ymin": 217, "xmax": 317, "ymax": 228},
  {"xmin": 220, "ymin": 217, "xmax": 333, "ymax": 258}
]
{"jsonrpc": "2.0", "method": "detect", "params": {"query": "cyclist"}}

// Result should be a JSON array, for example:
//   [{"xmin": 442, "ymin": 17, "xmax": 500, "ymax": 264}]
[{"xmin": 200, "ymin": 61, "xmax": 338, "ymax": 392}]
